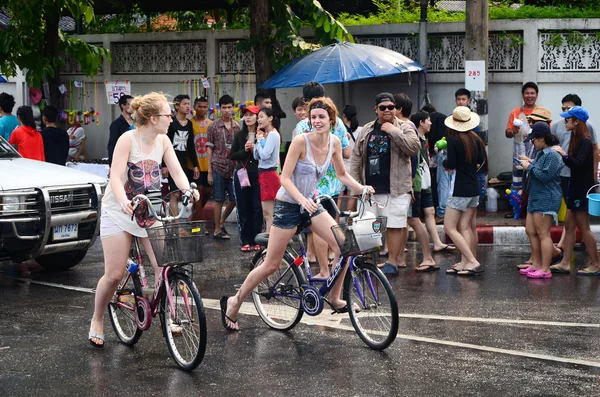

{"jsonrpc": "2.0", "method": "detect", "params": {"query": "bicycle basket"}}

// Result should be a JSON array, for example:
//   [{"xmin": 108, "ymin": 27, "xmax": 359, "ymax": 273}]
[
  {"xmin": 146, "ymin": 220, "xmax": 206, "ymax": 266},
  {"xmin": 332, "ymin": 216, "xmax": 387, "ymax": 256}
]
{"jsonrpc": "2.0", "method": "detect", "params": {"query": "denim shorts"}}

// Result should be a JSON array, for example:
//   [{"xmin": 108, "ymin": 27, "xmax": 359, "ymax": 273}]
[
  {"xmin": 272, "ymin": 199, "xmax": 326, "ymax": 230},
  {"xmin": 447, "ymin": 196, "xmax": 479, "ymax": 212},
  {"xmin": 213, "ymin": 170, "xmax": 234, "ymax": 202}
]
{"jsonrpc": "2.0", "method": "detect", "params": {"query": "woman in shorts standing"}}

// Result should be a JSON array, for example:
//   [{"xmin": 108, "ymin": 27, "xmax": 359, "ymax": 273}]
[
  {"xmin": 254, "ymin": 107, "xmax": 281, "ymax": 233},
  {"xmin": 88, "ymin": 92, "xmax": 198, "ymax": 348},
  {"xmin": 442, "ymin": 107, "xmax": 487, "ymax": 276},
  {"xmin": 519, "ymin": 122, "xmax": 563, "ymax": 279},
  {"xmin": 550, "ymin": 106, "xmax": 600, "ymax": 275},
  {"xmin": 220, "ymin": 97, "xmax": 373, "ymax": 331}
]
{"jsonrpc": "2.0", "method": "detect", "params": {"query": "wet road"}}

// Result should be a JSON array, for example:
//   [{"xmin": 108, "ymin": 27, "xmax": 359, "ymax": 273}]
[{"xmin": 1, "ymin": 235, "xmax": 600, "ymax": 396}]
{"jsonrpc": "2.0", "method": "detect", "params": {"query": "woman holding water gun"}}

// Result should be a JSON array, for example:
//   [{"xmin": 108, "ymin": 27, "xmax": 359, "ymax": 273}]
[{"xmin": 518, "ymin": 122, "xmax": 563, "ymax": 279}]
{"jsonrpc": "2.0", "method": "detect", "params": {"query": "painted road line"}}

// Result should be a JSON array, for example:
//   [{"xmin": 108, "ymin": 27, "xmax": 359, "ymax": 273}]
[
  {"xmin": 3, "ymin": 278, "xmax": 600, "ymax": 368},
  {"xmin": 204, "ymin": 299, "xmax": 600, "ymax": 368},
  {"xmin": 2, "ymin": 277, "xmax": 96, "ymax": 294},
  {"xmin": 397, "ymin": 313, "xmax": 600, "ymax": 328}
]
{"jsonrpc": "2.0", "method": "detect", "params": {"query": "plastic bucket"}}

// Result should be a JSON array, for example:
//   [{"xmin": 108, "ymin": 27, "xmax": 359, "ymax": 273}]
[{"xmin": 586, "ymin": 184, "xmax": 600, "ymax": 216}]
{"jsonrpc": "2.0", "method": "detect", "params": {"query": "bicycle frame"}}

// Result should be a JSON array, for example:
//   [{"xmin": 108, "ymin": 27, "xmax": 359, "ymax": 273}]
[{"xmin": 115, "ymin": 237, "xmax": 191, "ymax": 324}]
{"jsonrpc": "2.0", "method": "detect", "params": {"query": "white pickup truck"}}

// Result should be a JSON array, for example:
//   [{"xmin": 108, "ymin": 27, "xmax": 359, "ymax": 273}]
[{"xmin": 0, "ymin": 137, "xmax": 106, "ymax": 271}]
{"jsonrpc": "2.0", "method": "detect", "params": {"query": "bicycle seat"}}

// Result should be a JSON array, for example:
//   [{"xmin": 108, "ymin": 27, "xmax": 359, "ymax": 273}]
[
  {"xmin": 254, "ymin": 233, "xmax": 270, "ymax": 247},
  {"xmin": 254, "ymin": 233, "xmax": 295, "ymax": 248}
]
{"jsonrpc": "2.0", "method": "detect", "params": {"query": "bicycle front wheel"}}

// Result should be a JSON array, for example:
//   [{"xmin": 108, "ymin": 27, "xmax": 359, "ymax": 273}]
[
  {"xmin": 108, "ymin": 272, "xmax": 143, "ymax": 346},
  {"xmin": 251, "ymin": 250, "xmax": 304, "ymax": 331},
  {"xmin": 343, "ymin": 260, "xmax": 399, "ymax": 350},
  {"xmin": 161, "ymin": 271, "xmax": 207, "ymax": 371}
]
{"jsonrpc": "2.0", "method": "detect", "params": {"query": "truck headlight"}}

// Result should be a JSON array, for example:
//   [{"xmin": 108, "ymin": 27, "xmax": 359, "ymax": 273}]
[{"xmin": 1, "ymin": 196, "xmax": 22, "ymax": 212}]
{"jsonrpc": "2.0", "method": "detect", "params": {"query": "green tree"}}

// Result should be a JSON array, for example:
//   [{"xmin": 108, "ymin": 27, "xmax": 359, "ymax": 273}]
[
  {"xmin": 0, "ymin": 1, "xmax": 109, "ymax": 108},
  {"xmin": 242, "ymin": 0, "xmax": 353, "ymax": 117}
]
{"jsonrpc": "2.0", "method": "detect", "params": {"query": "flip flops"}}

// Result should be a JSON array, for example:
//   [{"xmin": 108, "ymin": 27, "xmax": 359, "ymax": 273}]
[
  {"xmin": 577, "ymin": 268, "xmax": 600, "ymax": 276},
  {"xmin": 550, "ymin": 264, "xmax": 570, "ymax": 274},
  {"xmin": 433, "ymin": 245, "xmax": 456, "ymax": 253},
  {"xmin": 380, "ymin": 263, "xmax": 399, "ymax": 275},
  {"xmin": 213, "ymin": 230, "xmax": 230, "ymax": 240},
  {"xmin": 88, "ymin": 331, "xmax": 104, "ymax": 348},
  {"xmin": 331, "ymin": 303, "xmax": 361, "ymax": 315},
  {"xmin": 457, "ymin": 267, "xmax": 484, "ymax": 276},
  {"xmin": 219, "ymin": 296, "xmax": 238, "ymax": 331},
  {"xmin": 240, "ymin": 245, "xmax": 252, "ymax": 252},
  {"xmin": 416, "ymin": 264, "xmax": 440, "ymax": 272}
]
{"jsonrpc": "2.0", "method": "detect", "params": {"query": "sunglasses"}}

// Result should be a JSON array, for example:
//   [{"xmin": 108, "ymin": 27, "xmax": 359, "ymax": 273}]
[
  {"xmin": 561, "ymin": 106, "xmax": 573, "ymax": 112},
  {"xmin": 378, "ymin": 105, "xmax": 396, "ymax": 111}
]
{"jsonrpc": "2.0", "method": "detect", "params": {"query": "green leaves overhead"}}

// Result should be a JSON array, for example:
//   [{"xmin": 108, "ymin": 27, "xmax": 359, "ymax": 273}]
[
  {"xmin": 0, "ymin": 0, "xmax": 109, "ymax": 87},
  {"xmin": 239, "ymin": 0, "xmax": 353, "ymax": 71}
]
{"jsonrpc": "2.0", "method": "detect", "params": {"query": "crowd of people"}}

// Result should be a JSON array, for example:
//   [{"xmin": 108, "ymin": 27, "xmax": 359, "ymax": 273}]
[
  {"xmin": 0, "ymin": 82, "xmax": 597, "ymax": 342},
  {"xmin": 0, "ymin": 91, "xmax": 87, "ymax": 165}
]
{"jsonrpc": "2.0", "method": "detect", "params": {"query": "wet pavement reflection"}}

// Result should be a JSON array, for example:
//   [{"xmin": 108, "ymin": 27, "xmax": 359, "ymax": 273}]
[{"xmin": 1, "ymin": 237, "xmax": 600, "ymax": 396}]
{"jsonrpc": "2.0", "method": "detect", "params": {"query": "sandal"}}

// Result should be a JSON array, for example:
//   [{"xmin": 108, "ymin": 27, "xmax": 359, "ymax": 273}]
[
  {"xmin": 213, "ymin": 231, "xmax": 231, "ymax": 240},
  {"xmin": 88, "ymin": 331, "xmax": 104, "ymax": 348},
  {"xmin": 457, "ymin": 267, "xmax": 484, "ymax": 276},
  {"xmin": 416, "ymin": 264, "xmax": 440, "ymax": 272},
  {"xmin": 240, "ymin": 245, "xmax": 252, "ymax": 252},
  {"xmin": 219, "ymin": 296, "xmax": 238, "ymax": 331}
]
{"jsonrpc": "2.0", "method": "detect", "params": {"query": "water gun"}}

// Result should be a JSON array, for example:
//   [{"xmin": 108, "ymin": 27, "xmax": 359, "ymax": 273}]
[
  {"xmin": 505, "ymin": 189, "xmax": 521, "ymax": 219},
  {"xmin": 435, "ymin": 137, "xmax": 447, "ymax": 150}
]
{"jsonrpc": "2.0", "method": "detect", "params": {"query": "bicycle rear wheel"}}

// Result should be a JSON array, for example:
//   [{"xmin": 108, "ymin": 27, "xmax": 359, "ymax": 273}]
[
  {"xmin": 160, "ymin": 271, "xmax": 207, "ymax": 371},
  {"xmin": 343, "ymin": 260, "xmax": 399, "ymax": 350},
  {"xmin": 108, "ymin": 272, "xmax": 143, "ymax": 346},
  {"xmin": 251, "ymin": 250, "xmax": 304, "ymax": 331}
]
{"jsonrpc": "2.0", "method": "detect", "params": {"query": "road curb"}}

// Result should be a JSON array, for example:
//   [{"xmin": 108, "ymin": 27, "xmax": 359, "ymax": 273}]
[{"xmin": 437, "ymin": 225, "xmax": 595, "ymax": 245}]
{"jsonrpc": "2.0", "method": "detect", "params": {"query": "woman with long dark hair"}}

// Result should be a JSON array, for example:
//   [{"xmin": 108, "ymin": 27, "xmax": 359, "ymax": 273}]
[
  {"xmin": 518, "ymin": 123, "xmax": 563, "ymax": 279},
  {"xmin": 442, "ymin": 107, "xmax": 487, "ymax": 276},
  {"xmin": 254, "ymin": 107, "xmax": 281, "ymax": 233},
  {"xmin": 8, "ymin": 106, "xmax": 45, "ymax": 161},
  {"xmin": 550, "ymin": 106, "xmax": 600, "ymax": 275},
  {"xmin": 230, "ymin": 105, "xmax": 264, "ymax": 251}
]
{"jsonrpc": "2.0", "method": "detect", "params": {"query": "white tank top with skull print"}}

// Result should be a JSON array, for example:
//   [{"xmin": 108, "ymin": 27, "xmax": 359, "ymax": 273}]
[{"xmin": 102, "ymin": 130, "xmax": 164, "ymax": 237}]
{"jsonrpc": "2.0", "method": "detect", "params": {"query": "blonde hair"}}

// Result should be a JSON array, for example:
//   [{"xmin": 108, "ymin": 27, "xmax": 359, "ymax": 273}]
[
  {"xmin": 307, "ymin": 97, "xmax": 338, "ymax": 130},
  {"xmin": 130, "ymin": 92, "xmax": 169, "ymax": 127}
]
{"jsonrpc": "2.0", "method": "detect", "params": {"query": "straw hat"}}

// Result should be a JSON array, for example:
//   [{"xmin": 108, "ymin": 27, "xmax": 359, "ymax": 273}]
[
  {"xmin": 444, "ymin": 106, "xmax": 480, "ymax": 132},
  {"xmin": 528, "ymin": 106, "xmax": 551, "ymax": 122}
]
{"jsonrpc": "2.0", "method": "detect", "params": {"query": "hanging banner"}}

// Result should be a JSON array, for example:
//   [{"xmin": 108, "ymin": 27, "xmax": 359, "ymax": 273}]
[{"xmin": 105, "ymin": 81, "xmax": 131, "ymax": 105}]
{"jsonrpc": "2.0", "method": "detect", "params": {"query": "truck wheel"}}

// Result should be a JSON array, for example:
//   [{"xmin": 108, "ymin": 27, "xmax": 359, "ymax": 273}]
[{"xmin": 35, "ymin": 250, "xmax": 88, "ymax": 272}]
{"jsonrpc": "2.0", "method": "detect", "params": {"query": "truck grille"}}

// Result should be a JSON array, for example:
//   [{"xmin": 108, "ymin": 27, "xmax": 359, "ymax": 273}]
[{"xmin": 49, "ymin": 186, "xmax": 95, "ymax": 213}]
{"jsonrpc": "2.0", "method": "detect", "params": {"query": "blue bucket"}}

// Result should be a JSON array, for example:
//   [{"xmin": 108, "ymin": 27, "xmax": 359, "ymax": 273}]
[{"xmin": 586, "ymin": 185, "xmax": 600, "ymax": 216}]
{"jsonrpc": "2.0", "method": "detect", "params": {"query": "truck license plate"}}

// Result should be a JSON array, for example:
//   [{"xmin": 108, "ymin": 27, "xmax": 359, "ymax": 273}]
[{"xmin": 53, "ymin": 224, "xmax": 78, "ymax": 241}]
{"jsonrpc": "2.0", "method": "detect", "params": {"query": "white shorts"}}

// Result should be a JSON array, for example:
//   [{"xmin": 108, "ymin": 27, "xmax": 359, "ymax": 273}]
[
  {"xmin": 364, "ymin": 193, "xmax": 410, "ymax": 228},
  {"xmin": 100, "ymin": 209, "xmax": 125, "ymax": 239}
]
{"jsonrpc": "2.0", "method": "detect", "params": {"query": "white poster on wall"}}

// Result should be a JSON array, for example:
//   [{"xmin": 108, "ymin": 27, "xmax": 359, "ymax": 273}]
[
  {"xmin": 464, "ymin": 61, "xmax": 486, "ymax": 92},
  {"xmin": 105, "ymin": 81, "xmax": 131, "ymax": 105}
]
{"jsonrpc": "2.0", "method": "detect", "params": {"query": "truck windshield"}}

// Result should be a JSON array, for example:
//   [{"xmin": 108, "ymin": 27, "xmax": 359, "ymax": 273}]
[{"xmin": 0, "ymin": 136, "xmax": 20, "ymax": 158}]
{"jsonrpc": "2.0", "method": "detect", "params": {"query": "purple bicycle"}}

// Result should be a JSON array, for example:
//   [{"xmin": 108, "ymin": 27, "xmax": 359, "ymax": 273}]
[
  {"xmin": 250, "ymin": 192, "xmax": 399, "ymax": 350},
  {"xmin": 107, "ymin": 184, "xmax": 207, "ymax": 371}
]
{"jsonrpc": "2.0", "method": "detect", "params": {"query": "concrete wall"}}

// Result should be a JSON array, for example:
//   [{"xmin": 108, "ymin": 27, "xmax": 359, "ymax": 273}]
[{"xmin": 3, "ymin": 18, "xmax": 600, "ymax": 179}]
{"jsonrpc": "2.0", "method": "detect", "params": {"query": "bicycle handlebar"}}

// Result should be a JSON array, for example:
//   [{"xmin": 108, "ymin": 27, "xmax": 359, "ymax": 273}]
[
  {"xmin": 131, "ymin": 182, "xmax": 197, "ymax": 223},
  {"xmin": 315, "ymin": 187, "xmax": 371, "ymax": 220}
]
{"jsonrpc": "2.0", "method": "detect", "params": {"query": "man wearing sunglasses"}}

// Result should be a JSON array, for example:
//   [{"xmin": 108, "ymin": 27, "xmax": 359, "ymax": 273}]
[
  {"xmin": 551, "ymin": 94, "xmax": 598, "ymax": 253},
  {"xmin": 350, "ymin": 92, "xmax": 421, "ymax": 275}
]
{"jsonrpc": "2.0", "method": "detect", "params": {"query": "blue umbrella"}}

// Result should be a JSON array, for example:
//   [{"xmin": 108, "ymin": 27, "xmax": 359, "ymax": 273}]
[
  {"xmin": 0, "ymin": 76, "xmax": 7, "ymax": 83},
  {"xmin": 260, "ymin": 41, "xmax": 424, "ymax": 89}
]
